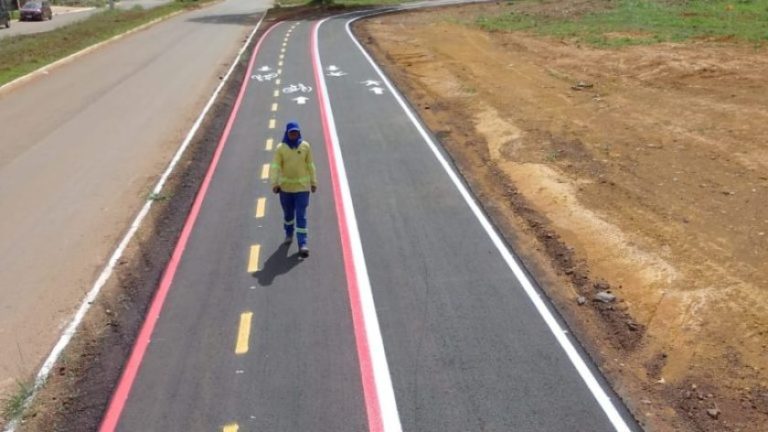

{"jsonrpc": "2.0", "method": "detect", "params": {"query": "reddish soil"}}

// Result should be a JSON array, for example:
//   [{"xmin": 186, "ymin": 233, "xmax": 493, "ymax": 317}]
[{"xmin": 356, "ymin": 2, "xmax": 768, "ymax": 431}]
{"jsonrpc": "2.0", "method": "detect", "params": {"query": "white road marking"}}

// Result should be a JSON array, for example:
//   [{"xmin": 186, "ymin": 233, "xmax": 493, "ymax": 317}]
[{"xmin": 315, "ymin": 17, "xmax": 403, "ymax": 432}]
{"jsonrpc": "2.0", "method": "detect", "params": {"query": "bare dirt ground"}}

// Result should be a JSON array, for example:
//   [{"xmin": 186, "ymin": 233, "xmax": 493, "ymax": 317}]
[{"xmin": 357, "ymin": 2, "xmax": 768, "ymax": 431}]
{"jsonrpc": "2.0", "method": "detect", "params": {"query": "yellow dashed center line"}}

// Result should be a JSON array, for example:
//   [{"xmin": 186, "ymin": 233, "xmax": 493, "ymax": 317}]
[
  {"xmin": 235, "ymin": 312, "xmax": 253, "ymax": 354},
  {"xmin": 281, "ymin": 47, "xmax": 286, "ymax": 53},
  {"xmin": 271, "ymin": 103, "xmax": 278, "ymax": 112},
  {"xmin": 223, "ymin": 424, "xmax": 239, "ymax": 432},
  {"xmin": 266, "ymin": 138, "xmax": 274, "ymax": 151},
  {"xmin": 277, "ymin": 69, "xmax": 282, "ymax": 75},
  {"xmin": 276, "ymin": 78, "xmax": 281, "ymax": 85},
  {"xmin": 269, "ymin": 119, "xmax": 276, "ymax": 129},
  {"xmin": 261, "ymin": 163, "xmax": 270, "ymax": 180},
  {"xmin": 278, "ymin": 60, "xmax": 284, "ymax": 67},
  {"xmin": 255, "ymin": 198, "xmax": 266, "ymax": 218},
  {"xmin": 279, "ymin": 54, "xmax": 284, "ymax": 60},
  {"xmin": 273, "ymin": 89, "xmax": 279, "ymax": 98},
  {"xmin": 247, "ymin": 245, "xmax": 261, "ymax": 273}
]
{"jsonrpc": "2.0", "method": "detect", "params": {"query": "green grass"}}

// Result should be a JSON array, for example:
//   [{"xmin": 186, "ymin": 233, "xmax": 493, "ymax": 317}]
[
  {"xmin": 148, "ymin": 191, "xmax": 170, "ymax": 201},
  {"xmin": 476, "ymin": 0, "xmax": 768, "ymax": 47},
  {"xmin": 545, "ymin": 150, "xmax": 560, "ymax": 162},
  {"xmin": 1, "ymin": 380, "xmax": 33, "ymax": 423},
  {"xmin": 0, "ymin": 0, "xmax": 210, "ymax": 87}
]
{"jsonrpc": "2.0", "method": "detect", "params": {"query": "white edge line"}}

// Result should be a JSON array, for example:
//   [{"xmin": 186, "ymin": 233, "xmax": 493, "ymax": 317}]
[
  {"xmin": 0, "ymin": 9, "xmax": 184, "ymax": 96},
  {"xmin": 315, "ymin": 17, "xmax": 403, "ymax": 432},
  {"xmin": 344, "ymin": 13, "xmax": 633, "ymax": 432},
  {"xmin": 2, "ymin": 13, "xmax": 266, "ymax": 432}
]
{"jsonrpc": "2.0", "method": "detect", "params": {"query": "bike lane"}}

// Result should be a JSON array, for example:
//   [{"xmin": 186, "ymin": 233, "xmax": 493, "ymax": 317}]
[
  {"xmin": 313, "ymin": 13, "xmax": 640, "ymax": 432},
  {"xmin": 102, "ymin": 21, "xmax": 368, "ymax": 432}
]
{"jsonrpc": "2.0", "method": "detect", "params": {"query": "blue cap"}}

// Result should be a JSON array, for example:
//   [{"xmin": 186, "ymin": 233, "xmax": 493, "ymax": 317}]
[{"xmin": 286, "ymin": 121, "xmax": 300, "ymax": 132}]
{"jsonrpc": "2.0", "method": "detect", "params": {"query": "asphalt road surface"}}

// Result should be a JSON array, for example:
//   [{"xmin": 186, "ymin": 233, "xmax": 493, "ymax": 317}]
[
  {"xmin": 102, "ymin": 13, "xmax": 641, "ymax": 432},
  {"xmin": 0, "ymin": 0, "xmax": 271, "ymax": 397},
  {"xmin": 0, "ymin": 7, "xmax": 98, "ymax": 39}
]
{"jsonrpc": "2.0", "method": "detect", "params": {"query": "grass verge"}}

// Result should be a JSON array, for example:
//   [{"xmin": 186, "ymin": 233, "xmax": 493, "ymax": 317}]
[
  {"xmin": 1, "ymin": 381, "xmax": 33, "ymax": 423},
  {"xmin": 0, "ymin": 0, "xmax": 212, "ymax": 87},
  {"xmin": 476, "ymin": 0, "xmax": 768, "ymax": 47}
]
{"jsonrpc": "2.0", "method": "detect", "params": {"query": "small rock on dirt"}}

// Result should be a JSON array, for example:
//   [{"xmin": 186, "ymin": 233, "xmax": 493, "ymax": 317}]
[
  {"xmin": 577, "ymin": 296, "xmax": 587, "ymax": 305},
  {"xmin": 594, "ymin": 291, "xmax": 616, "ymax": 303},
  {"xmin": 593, "ymin": 280, "xmax": 611, "ymax": 291},
  {"xmin": 571, "ymin": 81, "xmax": 594, "ymax": 90},
  {"xmin": 707, "ymin": 408, "xmax": 720, "ymax": 419}
]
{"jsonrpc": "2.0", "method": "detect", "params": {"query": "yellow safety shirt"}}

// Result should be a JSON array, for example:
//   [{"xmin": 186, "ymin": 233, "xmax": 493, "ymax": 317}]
[{"xmin": 270, "ymin": 140, "xmax": 317, "ymax": 193}]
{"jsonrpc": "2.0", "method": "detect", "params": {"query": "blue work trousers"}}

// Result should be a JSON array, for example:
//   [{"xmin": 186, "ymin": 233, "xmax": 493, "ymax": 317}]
[{"xmin": 279, "ymin": 191, "xmax": 310, "ymax": 246}]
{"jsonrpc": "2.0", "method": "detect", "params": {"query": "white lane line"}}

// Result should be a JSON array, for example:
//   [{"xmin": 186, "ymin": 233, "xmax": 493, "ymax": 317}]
[
  {"xmin": 343, "ymin": 13, "xmax": 633, "ymax": 432},
  {"xmin": 314, "ymin": 18, "xmax": 402, "ymax": 432},
  {"xmin": 1, "ymin": 13, "xmax": 268, "ymax": 432}
]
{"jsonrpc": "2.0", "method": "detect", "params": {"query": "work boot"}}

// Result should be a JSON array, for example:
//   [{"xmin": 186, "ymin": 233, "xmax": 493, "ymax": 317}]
[{"xmin": 299, "ymin": 245, "xmax": 309, "ymax": 258}]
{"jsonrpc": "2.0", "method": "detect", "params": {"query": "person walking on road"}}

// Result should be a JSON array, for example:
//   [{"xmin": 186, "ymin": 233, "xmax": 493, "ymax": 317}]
[{"xmin": 271, "ymin": 121, "xmax": 317, "ymax": 258}]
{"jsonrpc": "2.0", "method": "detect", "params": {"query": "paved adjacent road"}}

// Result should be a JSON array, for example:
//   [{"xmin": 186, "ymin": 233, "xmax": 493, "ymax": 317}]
[
  {"xmin": 0, "ymin": 7, "xmax": 98, "ymax": 39},
  {"xmin": 102, "ymin": 12, "xmax": 641, "ymax": 432},
  {"xmin": 0, "ymin": 0, "xmax": 272, "ymax": 397},
  {"xmin": 0, "ymin": 1, "xmax": 173, "ymax": 40}
]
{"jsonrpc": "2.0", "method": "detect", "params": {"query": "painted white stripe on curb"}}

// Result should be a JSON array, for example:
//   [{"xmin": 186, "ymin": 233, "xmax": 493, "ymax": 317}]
[
  {"xmin": 315, "ymin": 17, "xmax": 403, "ymax": 432},
  {"xmin": 343, "ymin": 14, "xmax": 633, "ymax": 432},
  {"xmin": 2, "ymin": 13, "xmax": 266, "ymax": 432}
]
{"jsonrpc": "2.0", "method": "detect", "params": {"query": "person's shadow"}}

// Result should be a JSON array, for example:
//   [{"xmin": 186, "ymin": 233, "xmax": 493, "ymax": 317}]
[{"xmin": 252, "ymin": 242, "xmax": 302, "ymax": 286}]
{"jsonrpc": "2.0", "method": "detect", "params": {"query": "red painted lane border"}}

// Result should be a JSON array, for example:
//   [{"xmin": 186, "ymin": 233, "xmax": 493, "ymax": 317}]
[
  {"xmin": 310, "ymin": 21, "xmax": 383, "ymax": 432},
  {"xmin": 99, "ymin": 22, "xmax": 280, "ymax": 432}
]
